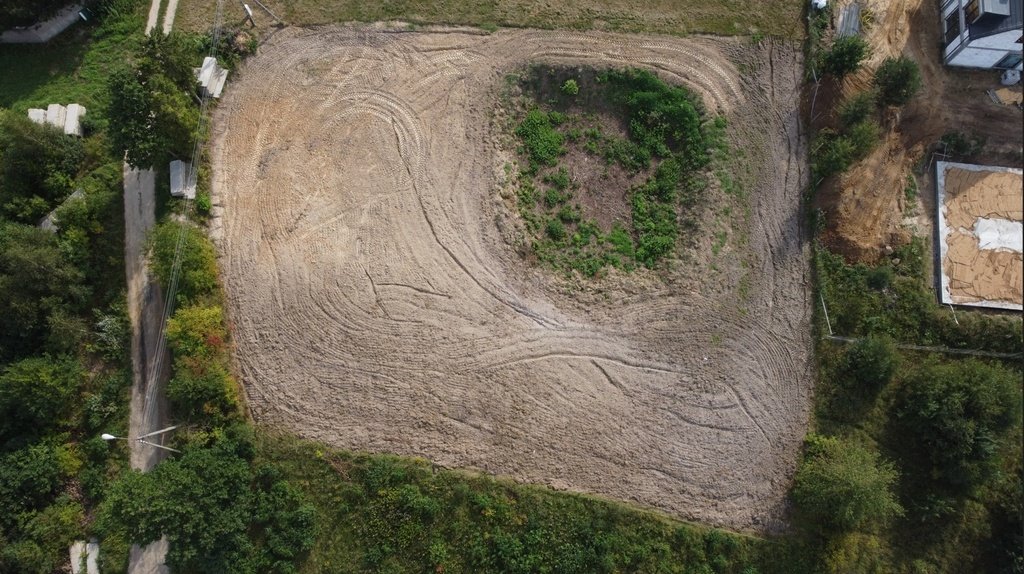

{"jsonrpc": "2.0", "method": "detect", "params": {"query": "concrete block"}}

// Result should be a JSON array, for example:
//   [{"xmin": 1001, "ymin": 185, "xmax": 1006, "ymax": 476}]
[
  {"xmin": 197, "ymin": 56, "xmax": 217, "ymax": 87},
  {"xmin": 64, "ymin": 103, "xmax": 86, "ymax": 136},
  {"xmin": 209, "ymin": 67, "xmax": 228, "ymax": 98},
  {"xmin": 45, "ymin": 103, "xmax": 66, "ymax": 128},
  {"xmin": 170, "ymin": 160, "xmax": 196, "ymax": 199},
  {"xmin": 27, "ymin": 108, "xmax": 46, "ymax": 124}
]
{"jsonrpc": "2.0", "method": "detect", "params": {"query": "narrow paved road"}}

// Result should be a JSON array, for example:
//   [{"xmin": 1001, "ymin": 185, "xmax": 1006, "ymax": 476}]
[{"xmin": 122, "ymin": 164, "xmax": 171, "ymax": 574}]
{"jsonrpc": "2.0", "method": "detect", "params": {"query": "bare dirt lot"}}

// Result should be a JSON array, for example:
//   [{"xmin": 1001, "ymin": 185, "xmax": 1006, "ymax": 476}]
[
  {"xmin": 817, "ymin": 0, "xmax": 1024, "ymax": 263},
  {"xmin": 210, "ymin": 26, "xmax": 811, "ymax": 532}
]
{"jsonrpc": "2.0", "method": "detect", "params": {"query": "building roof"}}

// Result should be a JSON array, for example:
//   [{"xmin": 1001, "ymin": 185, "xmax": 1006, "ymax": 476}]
[{"xmin": 969, "ymin": 0, "xmax": 1023, "ymax": 40}]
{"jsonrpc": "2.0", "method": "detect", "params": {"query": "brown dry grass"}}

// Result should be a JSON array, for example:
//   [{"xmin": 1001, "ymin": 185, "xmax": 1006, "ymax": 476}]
[{"xmin": 173, "ymin": 0, "xmax": 805, "ymax": 39}]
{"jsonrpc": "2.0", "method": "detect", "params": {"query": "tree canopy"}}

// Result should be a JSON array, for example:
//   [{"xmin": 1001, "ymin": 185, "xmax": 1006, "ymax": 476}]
[
  {"xmin": 792, "ymin": 434, "xmax": 903, "ymax": 533},
  {"xmin": 895, "ymin": 359, "xmax": 1021, "ymax": 491}
]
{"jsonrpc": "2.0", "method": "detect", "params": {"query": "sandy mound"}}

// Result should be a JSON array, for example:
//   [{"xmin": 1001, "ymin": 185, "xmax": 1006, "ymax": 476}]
[{"xmin": 210, "ymin": 26, "xmax": 811, "ymax": 532}]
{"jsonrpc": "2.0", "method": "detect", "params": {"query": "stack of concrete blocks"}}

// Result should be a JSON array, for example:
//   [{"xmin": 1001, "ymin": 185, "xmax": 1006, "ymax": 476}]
[
  {"xmin": 26, "ymin": 103, "xmax": 87, "ymax": 136},
  {"xmin": 170, "ymin": 160, "xmax": 196, "ymax": 200},
  {"xmin": 195, "ymin": 56, "xmax": 228, "ymax": 99},
  {"xmin": 69, "ymin": 539, "xmax": 99, "ymax": 574}
]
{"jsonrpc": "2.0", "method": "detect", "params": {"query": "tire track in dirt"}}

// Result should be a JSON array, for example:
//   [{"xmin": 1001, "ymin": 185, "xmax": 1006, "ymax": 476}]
[{"xmin": 210, "ymin": 27, "xmax": 811, "ymax": 532}]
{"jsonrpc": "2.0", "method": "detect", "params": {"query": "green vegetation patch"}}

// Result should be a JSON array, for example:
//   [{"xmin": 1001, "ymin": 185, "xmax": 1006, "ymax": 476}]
[
  {"xmin": 256, "ymin": 430, "xmax": 812, "ymax": 574},
  {"xmin": 509, "ymin": 66, "xmax": 721, "ymax": 277}
]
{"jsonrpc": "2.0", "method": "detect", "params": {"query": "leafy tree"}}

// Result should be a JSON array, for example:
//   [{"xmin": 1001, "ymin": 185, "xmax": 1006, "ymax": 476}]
[
  {"xmin": 107, "ymin": 68, "xmax": 160, "ymax": 167},
  {"xmin": 0, "ymin": 111, "xmax": 84, "ymax": 222},
  {"xmin": 812, "ymin": 129, "xmax": 856, "ymax": 179},
  {"xmin": 99, "ymin": 432, "xmax": 316, "ymax": 574},
  {"xmin": 166, "ymin": 305, "xmax": 227, "ymax": 359},
  {"xmin": 874, "ymin": 56, "xmax": 922, "ymax": 107},
  {"xmin": 149, "ymin": 220, "xmax": 219, "ymax": 305},
  {"xmin": 843, "ymin": 334, "xmax": 897, "ymax": 390},
  {"xmin": 792, "ymin": 434, "xmax": 903, "ymax": 532},
  {"xmin": 822, "ymin": 36, "xmax": 871, "ymax": 79},
  {"xmin": 0, "ymin": 496, "xmax": 84, "ymax": 574},
  {"xmin": 107, "ymin": 34, "xmax": 202, "ymax": 168},
  {"xmin": 895, "ymin": 359, "xmax": 1021, "ymax": 491},
  {"xmin": 0, "ymin": 356, "xmax": 83, "ymax": 441},
  {"xmin": 0, "ymin": 445, "xmax": 62, "ymax": 526},
  {"xmin": 0, "ymin": 222, "xmax": 88, "ymax": 362}
]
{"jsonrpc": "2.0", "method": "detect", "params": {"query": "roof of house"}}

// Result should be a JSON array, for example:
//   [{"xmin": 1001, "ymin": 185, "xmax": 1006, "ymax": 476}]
[{"xmin": 969, "ymin": 0, "xmax": 1023, "ymax": 40}]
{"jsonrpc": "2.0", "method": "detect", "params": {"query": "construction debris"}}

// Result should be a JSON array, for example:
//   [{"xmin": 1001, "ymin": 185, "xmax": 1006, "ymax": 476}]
[
  {"xmin": 26, "ymin": 103, "xmax": 87, "ymax": 136},
  {"xmin": 936, "ymin": 161, "xmax": 1023, "ymax": 311}
]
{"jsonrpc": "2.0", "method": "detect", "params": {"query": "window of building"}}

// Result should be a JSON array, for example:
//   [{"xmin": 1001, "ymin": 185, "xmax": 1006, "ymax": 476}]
[
  {"xmin": 995, "ymin": 52, "xmax": 1023, "ymax": 69},
  {"xmin": 945, "ymin": 10, "xmax": 962, "ymax": 44}
]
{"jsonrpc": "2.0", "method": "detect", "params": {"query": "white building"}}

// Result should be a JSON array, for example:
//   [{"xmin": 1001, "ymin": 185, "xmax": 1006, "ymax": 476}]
[{"xmin": 941, "ymin": 0, "xmax": 1023, "ymax": 70}]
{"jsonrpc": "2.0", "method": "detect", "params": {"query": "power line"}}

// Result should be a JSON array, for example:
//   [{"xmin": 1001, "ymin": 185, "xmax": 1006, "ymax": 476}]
[{"xmin": 140, "ymin": 0, "xmax": 227, "ymax": 450}]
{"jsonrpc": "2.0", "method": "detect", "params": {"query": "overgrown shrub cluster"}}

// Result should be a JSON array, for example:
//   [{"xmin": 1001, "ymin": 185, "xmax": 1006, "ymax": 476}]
[{"xmin": 512, "ymin": 66, "xmax": 719, "ymax": 276}]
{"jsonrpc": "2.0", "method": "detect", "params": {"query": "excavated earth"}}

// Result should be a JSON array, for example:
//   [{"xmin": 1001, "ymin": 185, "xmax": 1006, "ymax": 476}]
[{"xmin": 210, "ymin": 26, "xmax": 812, "ymax": 532}]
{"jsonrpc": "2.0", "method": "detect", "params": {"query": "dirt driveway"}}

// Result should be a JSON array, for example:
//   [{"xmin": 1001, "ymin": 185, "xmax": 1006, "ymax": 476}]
[{"xmin": 210, "ymin": 27, "xmax": 812, "ymax": 532}]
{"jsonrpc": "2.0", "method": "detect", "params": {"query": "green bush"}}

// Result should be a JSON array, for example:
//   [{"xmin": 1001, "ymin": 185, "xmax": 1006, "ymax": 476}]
[
  {"xmin": 846, "ymin": 120, "xmax": 880, "ymax": 158},
  {"xmin": 792, "ymin": 434, "xmax": 903, "ymax": 532},
  {"xmin": 98, "ymin": 432, "xmax": 316, "ymax": 574},
  {"xmin": 812, "ymin": 130, "xmax": 856, "ymax": 179},
  {"xmin": 843, "ymin": 335, "xmax": 897, "ymax": 390},
  {"xmin": 874, "ymin": 57, "xmax": 922, "ymax": 107},
  {"xmin": 0, "ymin": 356, "xmax": 83, "ymax": 441},
  {"xmin": 515, "ymin": 110, "xmax": 565, "ymax": 171},
  {"xmin": 822, "ymin": 36, "xmax": 871, "ymax": 79},
  {"xmin": 0, "ymin": 111, "xmax": 85, "ymax": 223},
  {"xmin": 545, "ymin": 218, "xmax": 566, "ymax": 241},
  {"xmin": 149, "ymin": 220, "xmax": 219, "ymax": 305},
  {"xmin": 837, "ymin": 92, "xmax": 876, "ymax": 129},
  {"xmin": 895, "ymin": 359, "xmax": 1021, "ymax": 492},
  {"xmin": 560, "ymin": 79, "xmax": 579, "ymax": 95}
]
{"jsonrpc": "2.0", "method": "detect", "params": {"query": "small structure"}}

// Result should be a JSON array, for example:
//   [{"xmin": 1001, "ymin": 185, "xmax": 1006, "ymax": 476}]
[
  {"xmin": 195, "ymin": 56, "xmax": 228, "ymax": 98},
  {"xmin": 935, "ymin": 161, "xmax": 1023, "ymax": 310},
  {"xmin": 26, "ymin": 103, "xmax": 87, "ymax": 136},
  {"xmin": 169, "ymin": 160, "xmax": 196, "ymax": 199},
  {"xmin": 941, "ymin": 0, "xmax": 1024, "ymax": 70}
]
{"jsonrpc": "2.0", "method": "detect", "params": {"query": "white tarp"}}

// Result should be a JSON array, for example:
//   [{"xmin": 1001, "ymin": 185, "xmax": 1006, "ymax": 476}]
[{"xmin": 974, "ymin": 217, "xmax": 1024, "ymax": 252}]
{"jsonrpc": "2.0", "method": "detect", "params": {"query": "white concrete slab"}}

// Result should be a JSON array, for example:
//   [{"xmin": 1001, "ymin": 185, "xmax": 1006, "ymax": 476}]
[
  {"xmin": 197, "ymin": 56, "xmax": 217, "ymax": 87},
  {"xmin": 70, "ymin": 541, "xmax": 86, "ymax": 574},
  {"xmin": 64, "ymin": 103, "xmax": 86, "ymax": 136},
  {"xmin": 27, "ymin": 108, "xmax": 46, "ymax": 124},
  {"xmin": 209, "ymin": 67, "xmax": 228, "ymax": 98},
  {"xmin": 45, "ymin": 103, "xmax": 66, "ymax": 128},
  {"xmin": 85, "ymin": 541, "xmax": 99, "ymax": 574},
  {"xmin": 169, "ymin": 160, "xmax": 196, "ymax": 199}
]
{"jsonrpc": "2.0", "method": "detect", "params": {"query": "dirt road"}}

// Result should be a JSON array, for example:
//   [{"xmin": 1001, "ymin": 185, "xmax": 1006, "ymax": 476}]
[
  {"xmin": 211, "ymin": 27, "xmax": 812, "ymax": 532},
  {"xmin": 122, "ymin": 164, "xmax": 170, "ymax": 573}
]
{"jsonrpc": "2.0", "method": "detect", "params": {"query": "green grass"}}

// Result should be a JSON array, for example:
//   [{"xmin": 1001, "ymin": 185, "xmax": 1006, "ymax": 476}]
[
  {"xmin": 256, "ymin": 429, "xmax": 814, "ymax": 574},
  {"xmin": 0, "ymin": 1, "xmax": 146, "ymax": 112},
  {"xmin": 174, "ymin": 0, "xmax": 805, "ymax": 39}
]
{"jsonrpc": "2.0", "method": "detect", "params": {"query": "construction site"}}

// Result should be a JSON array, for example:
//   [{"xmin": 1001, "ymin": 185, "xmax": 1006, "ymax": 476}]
[{"xmin": 209, "ymin": 27, "xmax": 811, "ymax": 532}]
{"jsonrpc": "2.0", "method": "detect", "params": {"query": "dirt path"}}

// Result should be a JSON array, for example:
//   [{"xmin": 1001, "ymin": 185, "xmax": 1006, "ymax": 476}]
[
  {"xmin": 210, "ymin": 27, "xmax": 812, "ymax": 532},
  {"xmin": 122, "ymin": 164, "xmax": 171, "ymax": 573}
]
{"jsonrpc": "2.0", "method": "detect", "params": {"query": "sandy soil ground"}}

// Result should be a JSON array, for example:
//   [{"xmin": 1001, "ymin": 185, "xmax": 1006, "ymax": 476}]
[
  {"xmin": 816, "ymin": 0, "xmax": 1023, "ymax": 263},
  {"xmin": 210, "ymin": 26, "xmax": 811, "ymax": 532}
]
